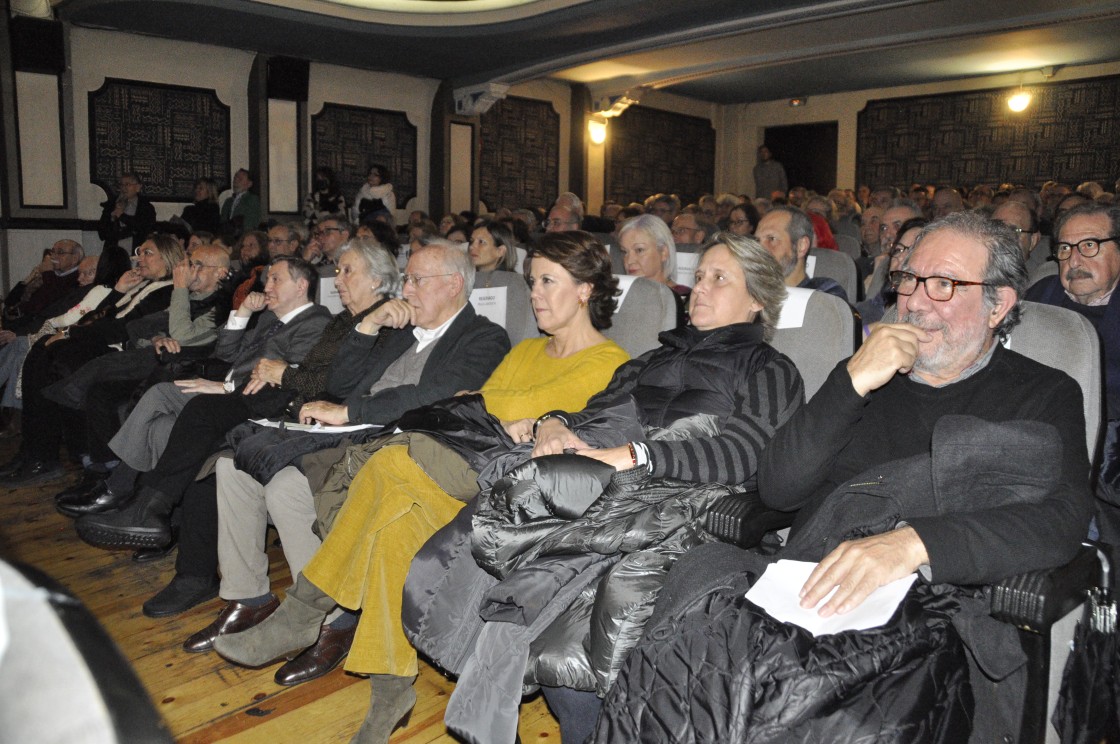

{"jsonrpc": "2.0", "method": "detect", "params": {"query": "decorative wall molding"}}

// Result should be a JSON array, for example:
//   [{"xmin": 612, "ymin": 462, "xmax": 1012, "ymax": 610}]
[
  {"xmin": 857, "ymin": 75, "xmax": 1120, "ymax": 189},
  {"xmin": 88, "ymin": 78, "xmax": 231, "ymax": 201},
  {"xmin": 479, "ymin": 95, "xmax": 560, "ymax": 211},
  {"xmin": 606, "ymin": 105, "xmax": 715, "ymax": 206},
  {"xmin": 310, "ymin": 103, "xmax": 418, "ymax": 210}
]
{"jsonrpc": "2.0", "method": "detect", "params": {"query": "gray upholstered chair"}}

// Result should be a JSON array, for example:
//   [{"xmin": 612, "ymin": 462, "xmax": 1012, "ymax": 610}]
[
  {"xmin": 469, "ymin": 270, "xmax": 538, "ymax": 346},
  {"xmin": 835, "ymin": 233, "xmax": 862, "ymax": 260},
  {"xmin": 807, "ymin": 247, "xmax": 858, "ymax": 302},
  {"xmin": 769, "ymin": 286, "xmax": 857, "ymax": 400},
  {"xmin": 602, "ymin": 275, "xmax": 677, "ymax": 358}
]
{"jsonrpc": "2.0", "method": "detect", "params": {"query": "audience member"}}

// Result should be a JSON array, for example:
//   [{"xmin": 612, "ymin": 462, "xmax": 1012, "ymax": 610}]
[
  {"xmin": 304, "ymin": 167, "xmax": 347, "ymax": 230},
  {"xmin": 212, "ymin": 231, "xmax": 630, "ymax": 743},
  {"xmin": 352, "ymin": 164, "xmax": 395, "ymax": 225},
  {"xmin": 97, "ymin": 172, "xmax": 156, "ymax": 254},
  {"xmin": 753, "ymin": 144, "xmax": 788, "ymax": 200},
  {"xmin": 619, "ymin": 214, "xmax": 689, "ymax": 326},
  {"xmin": 1026, "ymin": 202, "xmax": 1120, "ymax": 564},
  {"xmin": 179, "ymin": 178, "xmax": 222, "ymax": 235},
  {"xmin": 755, "ymin": 206, "xmax": 848, "ymax": 301},
  {"xmin": 220, "ymin": 169, "xmax": 261, "ymax": 238},
  {"xmin": 594, "ymin": 211, "xmax": 1091, "ymax": 742},
  {"xmin": 71, "ymin": 255, "xmax": 331, "ymax": 546}
]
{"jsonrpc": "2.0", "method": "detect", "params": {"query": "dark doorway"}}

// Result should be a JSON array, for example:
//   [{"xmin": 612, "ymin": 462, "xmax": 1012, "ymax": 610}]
[{"xmin": 763, "ymin": 122, "xmax": 838, "ymax": 195}]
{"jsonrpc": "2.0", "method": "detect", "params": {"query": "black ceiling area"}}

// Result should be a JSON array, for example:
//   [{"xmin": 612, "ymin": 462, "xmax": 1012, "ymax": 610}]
[{"xmin": 53, "ymin": 0, "xmax": 1120, "ymax": 105}]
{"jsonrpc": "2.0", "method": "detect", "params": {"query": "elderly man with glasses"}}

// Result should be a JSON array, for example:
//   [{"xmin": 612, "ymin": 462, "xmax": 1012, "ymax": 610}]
[
  {"xmin": 97, "ymin": 172, "xmax": 156, "ymax": 253},
  {"xmin": 2, "ymin": 240, "xmax": 85, "ymax": 333},
  {"xmin": 595, "ymin": 212, "xmax": 1091, "ymax": 742},
  {"xmin": 1027, "ymin": 202, "xmax": 1120, "ymax": 569}
]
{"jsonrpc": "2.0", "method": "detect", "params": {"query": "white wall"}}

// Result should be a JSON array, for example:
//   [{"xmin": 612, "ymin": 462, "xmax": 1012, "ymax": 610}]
[{"xmin": 721, "ymin": 60, "xmax": 1120, "ymax": 194}]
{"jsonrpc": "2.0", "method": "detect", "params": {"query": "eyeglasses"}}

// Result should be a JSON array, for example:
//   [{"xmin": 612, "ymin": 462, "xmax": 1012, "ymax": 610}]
[
  {"xmin": 402, "ymin": 272, "xmax": 454, "ymax": 287},
  {"xmin": 887, "ymin": 243, "xmax": 913, "ymax": 259},
  {"xmin": 268, "ymin": 237, "xmax": 293, "ymax": 245},
  {"xmin": 890, "ymin": 270, "xmax": 992, "ymax": 302},
  {"xmin": 190, "ymin": 261, "xmax": 226, "ymax": 270},
  {"xmin": 313, "ymin": 227, "xmax": 345, "ymax": 238},
  {"xmin": 50, "ymin": 249, "xmax": 79, "ymax": 256},
  {"xmin": 1052, "ymin": 236, "xmax": 1120, "ymax": 261},
  {"xmin": 134, "ymin": 247, "xmax": 158, "ymax": 257},
  {"xmin": 671, "ymin": 226, "xmax": 700, "ymax": 237}
]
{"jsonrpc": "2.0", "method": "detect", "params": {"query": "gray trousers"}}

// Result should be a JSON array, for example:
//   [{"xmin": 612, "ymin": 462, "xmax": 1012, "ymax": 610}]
[
  {"xmin": 216, "ymin": 458, "xmax": 321, "ymax": 600},
  {"xmin": 109, "ymin": 381, "xmax": 196, "ymax": 471},
  {"xmin": 0, "ymin": 336, "xmax": 30, "ymax": 409}
]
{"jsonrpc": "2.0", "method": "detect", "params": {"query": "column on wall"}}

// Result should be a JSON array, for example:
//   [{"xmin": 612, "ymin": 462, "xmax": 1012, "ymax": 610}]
[{"xmin": 259, "ymin": 56, "xmax": 308, "ymax": 219}]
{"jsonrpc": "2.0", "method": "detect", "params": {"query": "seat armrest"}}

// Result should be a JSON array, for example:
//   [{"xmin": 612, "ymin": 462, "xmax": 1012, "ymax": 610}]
[
  {"xmin": 989, "ymin": 545, "xmax": 1099, "ymax": 632},
  {"xmin": 706, "ymin": 490, "xmax": 796, "ymax": 548}
]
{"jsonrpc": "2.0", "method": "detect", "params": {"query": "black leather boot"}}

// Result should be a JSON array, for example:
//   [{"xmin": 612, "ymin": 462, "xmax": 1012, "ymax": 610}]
[{"xmin": 74, "ymin": 487, "xmax": 175, "ymax": 550}]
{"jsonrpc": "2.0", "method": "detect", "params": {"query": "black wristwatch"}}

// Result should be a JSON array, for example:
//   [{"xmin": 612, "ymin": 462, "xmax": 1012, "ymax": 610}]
[{"xmin": 533, "ymin": 410, "xmax": 571, "ymax": 437}]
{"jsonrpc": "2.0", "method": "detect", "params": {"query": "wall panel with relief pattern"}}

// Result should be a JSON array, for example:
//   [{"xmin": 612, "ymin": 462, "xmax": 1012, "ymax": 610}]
[
  {"xmin": 857, "ymin": 75, "xmax": 1120, "ymax": 189},
  {"xmin": 479, "ymin": 96, "xmax": 560, "ymax": 211},
  {"xmin": 311, "ymin": 104, "xmax": 418, "ymax": 208},
  {"xmin": 88, "ymin": 78, "xmax": 230, "ymax": 200},
  {"xmin": 607, "ymin": 106, "xmax": 715, "ymax": 206}
]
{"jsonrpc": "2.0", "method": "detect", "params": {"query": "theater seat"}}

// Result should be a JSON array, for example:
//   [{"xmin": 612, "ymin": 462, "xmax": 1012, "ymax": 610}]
[
  {"xmin": 602, "ymin": 275, "xmax": 677, "ymax": 358},
  {"xmin": 470, "ymin": 271, "xmax": 537, "ymax": 346},
  {"xmin": 807, "ymin": 247, "xmax": 858, "ymax": 301},
  {"xmin": 705, "ymin": 287, "xmax": 856, "ymax": 545}
]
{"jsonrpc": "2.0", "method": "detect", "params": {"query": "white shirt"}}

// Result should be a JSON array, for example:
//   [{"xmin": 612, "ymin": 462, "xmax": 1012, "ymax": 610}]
[
  {"xmin": 225, "ymin": 302, "xmax": 314, "ymax": 331},
  {"xmin": 412, "ymin": 304, "xmax": 467, "ymax": 352}
]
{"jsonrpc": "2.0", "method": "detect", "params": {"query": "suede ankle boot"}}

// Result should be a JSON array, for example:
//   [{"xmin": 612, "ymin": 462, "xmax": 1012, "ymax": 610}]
[
  {"xmin": 349, "ymin": 675, "xmax": 417, "ymax": 744},
  {"xmin": 213, "ymin": 574, "xmax": 334, "ymax": 667}
]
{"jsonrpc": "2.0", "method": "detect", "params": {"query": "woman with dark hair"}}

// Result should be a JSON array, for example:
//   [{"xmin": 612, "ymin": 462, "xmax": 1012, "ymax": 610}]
[
  {"xmin": 303, "ymin": 166, "xmax": 347, "ymax": 229},
  {"xmin": 2, "ymin": 234, "xmax": 185, "ymax": 485},
  {"xmin": 406, "ymin": 233, "xmax": 806, "ymax": 744},
  {"xmin": 180, "ymin": 178, "xmax": 221, "ymax": 234},
  {"xmin": 468, "ymin": 219, "xmax": 519, "ymax": 280},
  {"xmin": 857, "ymin": 216, "xmax": 928, "ymax": 326},
  {"xmin": 728, "ymin": 202, "xmax": 761, "ymax": 237},
  {"xmin": 352, "ymin": 164, "xmax": 395, "ymax": 224},
  {"xmin": 214, "ymin": 231, "xmax": 630, "ymax": 744}
]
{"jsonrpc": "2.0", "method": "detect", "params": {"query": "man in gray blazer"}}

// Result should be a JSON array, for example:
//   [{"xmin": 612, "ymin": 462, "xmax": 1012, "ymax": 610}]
[{"xmin": 72, "ymin": 258, "xmax": 330, "ymax": 538}]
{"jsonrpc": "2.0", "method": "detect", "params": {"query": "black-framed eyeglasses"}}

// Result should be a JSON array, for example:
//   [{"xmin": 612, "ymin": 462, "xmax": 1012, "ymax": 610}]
[
  {"xmin": 1052, "ymin": 236, "xmax": 1120, "ymax": 261},
  {"xmin": 313, "ymin": 226, "xmax": 345, "ymax": 238},
  {"xmin": 890, "ymin": 270, "xmax": 993, "ymax": 302}
]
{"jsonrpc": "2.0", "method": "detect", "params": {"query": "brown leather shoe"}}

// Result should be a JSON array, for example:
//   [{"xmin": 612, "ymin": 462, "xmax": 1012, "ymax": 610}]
[
  {"xmin": 273, "ymin": 622, "xmax": 356, "ymax": 686},
  {"xmin": 182, "ymin": 596, "xmax": 280, "ymax": 653}
]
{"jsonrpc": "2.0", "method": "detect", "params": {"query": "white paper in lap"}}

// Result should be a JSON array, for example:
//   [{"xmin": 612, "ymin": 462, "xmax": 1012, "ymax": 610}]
[{"xmin": 745, "ymin": 559, "xmax": 916, "ymax": 637}]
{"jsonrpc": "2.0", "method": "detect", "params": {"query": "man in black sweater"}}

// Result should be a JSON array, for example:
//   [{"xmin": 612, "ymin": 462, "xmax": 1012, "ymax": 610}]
[
  {"xmin": 592, "ymin": 211, "xmax": 1093, "ymax": 744},
  {"xmin": 763, "ymin": 210, "xmax": 1091, "ymax": 615}
]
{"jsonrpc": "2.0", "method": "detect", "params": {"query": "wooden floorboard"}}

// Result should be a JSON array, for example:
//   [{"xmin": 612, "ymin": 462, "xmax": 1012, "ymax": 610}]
[{"xmin": 0, "ymin": 447, "xmax": 561, "ymax": 742}]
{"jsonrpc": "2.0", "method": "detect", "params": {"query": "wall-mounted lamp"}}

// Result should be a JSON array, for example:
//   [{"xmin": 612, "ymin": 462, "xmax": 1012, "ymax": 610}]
[
  {"xmin": 788, "ymin": 98, "xmax": 807, "ymax": 108},
  {"xmin": 588, "ymin": 117, "xmax": 607, "ymax": 145},
  {"xmin": 1008, "ymin": 88, "xmax": 1032, "ymax": 112}
]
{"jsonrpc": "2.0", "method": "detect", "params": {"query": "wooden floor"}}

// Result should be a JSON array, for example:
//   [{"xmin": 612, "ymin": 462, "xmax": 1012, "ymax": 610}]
[{"xmin": 0, "ymin": 452, "xmax": 561, "ymax": 743}]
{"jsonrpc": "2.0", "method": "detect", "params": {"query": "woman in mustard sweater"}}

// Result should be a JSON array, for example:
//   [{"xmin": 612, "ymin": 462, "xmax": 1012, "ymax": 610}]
[{"xmin": 214, "ymin": 232, "xmax": 629, "ymax": 743}]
